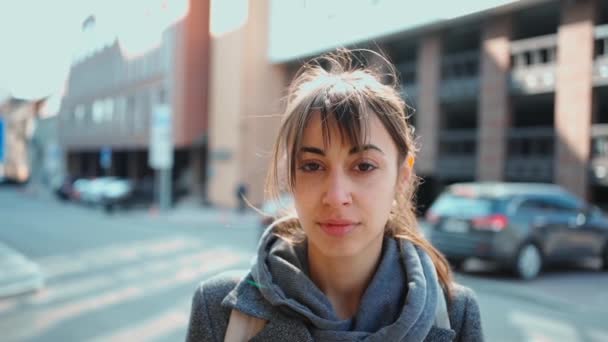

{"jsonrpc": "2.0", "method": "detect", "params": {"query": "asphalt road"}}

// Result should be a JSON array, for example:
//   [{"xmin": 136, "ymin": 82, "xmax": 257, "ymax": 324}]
[{"xmin": 1, "ymin": 188, "xmax": 607, "ymax": 341}]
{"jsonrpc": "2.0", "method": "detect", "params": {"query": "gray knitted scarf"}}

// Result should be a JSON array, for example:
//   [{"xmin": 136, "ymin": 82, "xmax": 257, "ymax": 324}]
[{"xmin": 224, "ymin": 227, "xmax": 443, "ymax": 341}]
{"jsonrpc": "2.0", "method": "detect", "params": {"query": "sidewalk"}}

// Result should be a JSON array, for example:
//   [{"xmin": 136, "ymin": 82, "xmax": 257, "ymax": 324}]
[
  {"xmin": 10, "ymin": 186, "xmax": 263, "ymax": 229},
  {"xmin": 0, "ymin": 241, "xmax": 44, "ymax": 298},
  {"xmin": 145, "ymin": 197, "xmax": 262, "ymax": 229}
]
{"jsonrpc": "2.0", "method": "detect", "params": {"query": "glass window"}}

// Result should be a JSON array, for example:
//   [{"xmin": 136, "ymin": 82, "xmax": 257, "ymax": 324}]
[
  {"xmin": 74, "ymin": 105, "xmax": 86, "ymax": 125},
  {"xmin": 158, "ymin": 87, "xmax": 167, "ymax": 104},
  {"xmin": 92, "ymin": 100, "xmax": 104, "ymax": 123},
  {"xmin": 518, "ymin": 195, "xmax": 582, "ymax": 215},
  {"xmin": 543, "ymin": 195, "xmax": 582, "ymax": 214},
  {"xmin": 430, "ymin": 193, "xmax": 500, "ymax": 217},
  {"xmin": 104, "ymin": 98, "xmax": 114, "ymax": 122},
  {"xmin": 517, "ymin": 198, "xmax": 549, "ymax": 213}
]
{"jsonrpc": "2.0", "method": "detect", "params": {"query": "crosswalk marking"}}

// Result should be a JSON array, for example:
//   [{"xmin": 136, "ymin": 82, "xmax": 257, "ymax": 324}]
[
  {"xmin": 36, "ymin": 237, "xmax": 203, "ymax": 278},
  {"xmin": 88, "ymin": 302, "xmax": 191, "ymax": 342},
  {"xmin": 507, "ymin": 310, "xmax": 608, "ymax": 342},
  {"xmin": 0, "ymin": 238, "xmax": 251, "ymax": 341}
]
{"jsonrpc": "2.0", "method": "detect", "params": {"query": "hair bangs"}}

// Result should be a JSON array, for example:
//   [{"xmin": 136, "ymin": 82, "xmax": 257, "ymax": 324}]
[{"xmin": 285, "ymin": 80, "xmax": 376, "ymax": 187}]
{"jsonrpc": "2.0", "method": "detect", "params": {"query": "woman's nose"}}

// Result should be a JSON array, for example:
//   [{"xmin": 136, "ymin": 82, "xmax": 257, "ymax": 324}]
[{"xmin": 321, "ymin": 171, "xmax": 352, "ymax": 207}]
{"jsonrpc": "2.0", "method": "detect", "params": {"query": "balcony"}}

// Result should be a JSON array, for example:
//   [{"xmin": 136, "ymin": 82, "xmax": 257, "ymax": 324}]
[
  {"xmin": 509, "ymin": 34, "xmax": 557, "ymax": 95},
  {"xmin": 505, "ymin": 127, "xmax": 554, "ymax": 182},
  {"xmin": 396, "ymin": 61, "xmax": 419, "ymax": 100},
  {"xmin": 594, "ymin": 24, "xmax": 608, "ymax": 86},
  {"xmin": 590, "ymin": 124, "xmax": 608, "ymax": 186},
  {"xmin": 437, "ymin": 129, "xmax": 477, "ymax": 180},
  {"xmin": 439, "ymin": 51, "xmax": 480, "ymax": 102}
]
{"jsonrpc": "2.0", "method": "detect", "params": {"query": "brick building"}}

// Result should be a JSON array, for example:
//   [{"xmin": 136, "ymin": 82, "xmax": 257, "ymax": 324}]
[
  {"xmin": 211, "ymin": 0, "xmax": 608, "ymax": 210},
  {"xmin": 59, "ymin": 0, "xmax": 211, "ymax": 200},
  {"xmin": 59, "ymin": 0, "xmax": 608, "ymax": 210}
]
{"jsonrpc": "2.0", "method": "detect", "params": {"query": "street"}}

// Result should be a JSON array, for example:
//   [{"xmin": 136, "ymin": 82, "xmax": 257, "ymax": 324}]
[{"xmin": 1, "ymin": 188, "xmax": 607, "ymax": 341}]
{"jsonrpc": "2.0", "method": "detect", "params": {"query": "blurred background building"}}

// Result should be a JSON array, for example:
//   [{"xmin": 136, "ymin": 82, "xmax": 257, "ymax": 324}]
[
  {"xmin": 58, "ymin": 0, "xmax": 210, "ymax": 202},
  {"xmin": 49, "ymin": 0, "xmax": 608, "ymax": 211}
]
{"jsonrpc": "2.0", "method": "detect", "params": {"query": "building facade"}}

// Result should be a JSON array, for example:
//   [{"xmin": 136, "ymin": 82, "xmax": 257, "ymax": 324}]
[
  {"xmin": 59, "ymin": 0, "xmax": 608, "ymax": 210},
  {"xmin": 59, "ymin": 0, "xmax": 211, "ymax": 201},
  {"xmin": 230, "ymin": 0, "xmax": 608, "ymax": 210}
]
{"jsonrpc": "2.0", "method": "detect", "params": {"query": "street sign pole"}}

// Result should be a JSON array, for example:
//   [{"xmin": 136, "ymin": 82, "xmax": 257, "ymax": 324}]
[
  {"xmin": 149, "ymin": 105, "xmax": 173, "ymax": 212},
  {"xmin": 159, "ymin": 167, "xmax": 171, "ymax": 211}
]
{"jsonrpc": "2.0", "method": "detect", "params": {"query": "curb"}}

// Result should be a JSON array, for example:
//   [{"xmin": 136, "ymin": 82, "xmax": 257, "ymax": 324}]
[{"xmin": 0, "ymin": 242, "xmax": 45, "ymax": 298}]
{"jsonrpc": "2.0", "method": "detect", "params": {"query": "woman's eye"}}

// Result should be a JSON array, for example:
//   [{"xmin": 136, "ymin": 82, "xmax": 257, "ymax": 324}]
[
  {"xmin": 299, "ymin": 162, "xmax": 323, "ymax": 172},
  {"xmin": 355, "ymin": 162, "xmax": 377, "ymax": 172}
]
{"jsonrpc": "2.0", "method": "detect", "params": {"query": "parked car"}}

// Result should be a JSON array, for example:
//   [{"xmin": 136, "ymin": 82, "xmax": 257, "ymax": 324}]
[
  {"xmin": 79, "ymin": 177, "xmax": 117, "ymax": 205},
  {"xmin": 100, "ymin": 178, "xmax": 134, "ymax": 212},
  {"xmin": 54, "ymin": 176, "xmax": 78, "ymax": 201},
  {"xmin": 71, "ymin": 178, "xmax": 93, "ymax": 202},
  {"xmin": 426, "ymin": 182, "xmax": 608, "ymax": 279}
]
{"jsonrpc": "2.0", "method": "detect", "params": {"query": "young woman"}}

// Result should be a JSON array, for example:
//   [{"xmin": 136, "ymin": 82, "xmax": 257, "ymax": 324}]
[{"xmin": 187, "ymin": 50, "xmax": 483, "ymax": 342}]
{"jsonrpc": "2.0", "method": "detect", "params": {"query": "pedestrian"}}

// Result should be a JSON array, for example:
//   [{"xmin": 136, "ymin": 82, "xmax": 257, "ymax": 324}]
[
  {"xmin": 187, "ymin": 49, "xmax": 483, "ymax": 341},
  {"xmin": 236, "ymin": 182, "xmax": 248, "ymax": 213}
]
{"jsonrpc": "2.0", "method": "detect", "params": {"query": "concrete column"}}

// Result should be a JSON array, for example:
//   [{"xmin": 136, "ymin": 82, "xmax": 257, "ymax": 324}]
[
  {"xmin": 207, "ymin": 0, "xmax": 287, "ymax": 207},
  {"xmin": 416, "ymin": 34, "xmax": 441, "ymax": 176},
  {"xmin": 554, "ymin": 0, "xmax": 597, "ymax": 199},
  {"xmin": 477, "ymin": 15, "xmax": 512, "ymax": 181}
]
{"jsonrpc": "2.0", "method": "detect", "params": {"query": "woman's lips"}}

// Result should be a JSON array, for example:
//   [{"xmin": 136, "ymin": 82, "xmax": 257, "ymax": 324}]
[{"xmin": 318, "ymin": 221, "xmax": 359, "ymax": 237}]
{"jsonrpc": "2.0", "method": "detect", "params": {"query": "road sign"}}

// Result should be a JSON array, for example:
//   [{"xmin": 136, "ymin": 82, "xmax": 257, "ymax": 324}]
[
  {"xmin": 149, "ymin": 105, "xmax": 173, "ymax": 170},
  {"xmin": 100, "ymin": 147, "xmax": 112, "ymax": 170}
]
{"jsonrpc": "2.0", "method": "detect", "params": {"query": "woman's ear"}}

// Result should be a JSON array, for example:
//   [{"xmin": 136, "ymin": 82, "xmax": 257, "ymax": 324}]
[{"xmin": 397, "ymin": 155, "xmax": 414, "ymax": 192}]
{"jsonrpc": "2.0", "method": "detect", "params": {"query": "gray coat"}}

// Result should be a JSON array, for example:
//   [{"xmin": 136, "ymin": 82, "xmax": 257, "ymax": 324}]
[
  {"xmin": 186, "ymin": 274, "xmax": 483, "ymax": 341},
  {"xmin": 187, "ymin": 232, "xmax": 483, "ymax": 341}
]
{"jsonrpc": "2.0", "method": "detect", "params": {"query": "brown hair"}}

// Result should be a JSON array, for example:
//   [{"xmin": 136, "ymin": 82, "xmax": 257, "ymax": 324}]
[{"xmin": 265, "ymin": 49, "xmax": 453, "ymax": 298}]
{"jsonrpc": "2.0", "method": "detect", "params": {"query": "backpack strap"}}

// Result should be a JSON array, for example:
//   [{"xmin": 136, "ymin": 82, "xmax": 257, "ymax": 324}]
[
  {"xmin": 224, "ymin": 309, "xmax": 267, "ymax": 342},
  {"xmin": 434, "ymin": 288, "xmax": 451, "ymax": 330}
]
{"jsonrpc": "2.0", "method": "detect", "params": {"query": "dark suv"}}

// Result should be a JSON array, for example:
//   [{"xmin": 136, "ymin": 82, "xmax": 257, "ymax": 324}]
[{"xmin": 427, "ymin": 182, "xmax": 608, "ymax": 279}]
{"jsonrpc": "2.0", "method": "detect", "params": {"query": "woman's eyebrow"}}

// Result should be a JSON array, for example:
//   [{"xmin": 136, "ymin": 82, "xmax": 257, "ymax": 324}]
[
  {"xmin": 299, "ymin": 146, "xmax": 325, "ymax": 156},
  {"xmin": 349, "ymin": 144, "xmax": 384, "ymax": 155},
  {"xmin": 299, "ymin": 145, "xmax": 384, "ymax": 156}
]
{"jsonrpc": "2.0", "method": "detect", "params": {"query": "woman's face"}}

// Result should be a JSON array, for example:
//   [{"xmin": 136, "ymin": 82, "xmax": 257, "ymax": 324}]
[{"xmin": 293, "ymin": 112, "xmax": 409, "ymax": 258}]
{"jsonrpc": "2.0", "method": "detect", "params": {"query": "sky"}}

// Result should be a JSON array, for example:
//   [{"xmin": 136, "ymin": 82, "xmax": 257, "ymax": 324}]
[
  {"xmin": 0, "ymin": 0, "xmax": 518, "ymax": 101},
  {"xmin": 0, "ymin": 0, "xmax": 189, "ymax": 101},
  {"xmin": 0, "ymin": 0, "xmax": 90, "ymax": 100}
]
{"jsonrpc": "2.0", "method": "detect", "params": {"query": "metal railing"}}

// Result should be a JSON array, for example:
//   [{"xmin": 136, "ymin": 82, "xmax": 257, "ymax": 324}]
[
  {"xmin": 509, "ymin": 34, "xmax": 557, "ymax": 94},
  {"xmin": 396, "ymin": 61, "xmax": 419, "ymax": 100},
  {"xmin": 439, "ymin": 51, "xmax": 480, "ymax": 102},
  {"xmin": 505, "ymin": 127, "xmax": 554, "ymax": 182},
  {"xmin": 594, "ymin": 24, "xmax": 608, "ymax": 85},
  {"xmin": 437, "ymin": 129, "xmax": 477, "ymax": 179}
]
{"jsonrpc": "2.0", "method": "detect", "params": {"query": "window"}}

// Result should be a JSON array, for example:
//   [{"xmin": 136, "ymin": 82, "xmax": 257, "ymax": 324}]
[
  {"xmin": 517, "ymin": 198, "xmax": 549, "ymax": 213},
  {"xmin": 104, "ymin": 98, "xmax": 114, "ymax": 122},
  {"xmin": 92, "ymin": 100, "xmax": 104, "ymax": 123},
  {"xmin": 74, "ymin": 105, "xmax": 86, "ymax": 125},
  {"xmin": 517, "ymin": 195, "xmax": 582, "ymax": 215},
  {"xmin": 543, "ymin": 195, "xmax": 582, "ymax": 214},
  {"xmin": 158, "ymin": 87, "xmax": 167, "ymax": 104}
]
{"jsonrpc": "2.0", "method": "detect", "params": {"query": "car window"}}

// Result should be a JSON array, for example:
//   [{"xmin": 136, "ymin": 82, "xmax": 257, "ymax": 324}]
[
  {"xmin": 517, "ymin": 195, "xmax": 582, "ymax": 215},
  {"xmin": 430, "ymin": 193, "xmax": 499, "ymax": 217},
  {"xmin": 542, "ymin": 195, "xmax": 582, "ymax": 214},
  {"xmin": 517, "ymin": 198, "xmax": 549, "ymax": 213}
]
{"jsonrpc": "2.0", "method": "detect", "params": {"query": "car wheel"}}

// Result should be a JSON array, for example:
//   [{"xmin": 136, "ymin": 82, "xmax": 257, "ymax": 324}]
[
  {"xmin": 514, "ymin": 243, "xmax": 542, "ymax": 280},
  {"xmin": 104, "ymin": 203, "xmax": 114, "ymax": 214}
]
